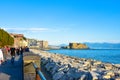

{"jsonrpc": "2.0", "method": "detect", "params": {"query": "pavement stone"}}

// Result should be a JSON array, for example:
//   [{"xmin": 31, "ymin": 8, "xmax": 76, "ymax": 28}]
[{"xmin": 0, "ymin": 55, "xmax": 23, "ymax": 80}]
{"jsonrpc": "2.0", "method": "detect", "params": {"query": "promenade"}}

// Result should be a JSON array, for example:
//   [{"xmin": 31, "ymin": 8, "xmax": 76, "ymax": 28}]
[{"xmin": 0, "ymin": 55, "xmax": 23, "ymax": 80}]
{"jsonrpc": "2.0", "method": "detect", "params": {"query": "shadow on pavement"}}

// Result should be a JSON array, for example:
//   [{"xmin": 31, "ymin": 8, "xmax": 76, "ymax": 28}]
[{"xmin": 0, "ymin": 55, "xmax": 23, "ymax": 80}]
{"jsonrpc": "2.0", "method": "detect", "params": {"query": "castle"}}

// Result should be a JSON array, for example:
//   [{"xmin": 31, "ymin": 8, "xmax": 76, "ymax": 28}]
[{"xmin": 69, "ymin": 43, "xmax": 89, "ymax": 49}]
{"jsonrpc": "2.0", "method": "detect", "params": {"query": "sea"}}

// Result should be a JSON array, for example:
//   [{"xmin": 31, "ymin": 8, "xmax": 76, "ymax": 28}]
[{"xmin": 48, "ymin": 49, "xmax": 120, "ymax": 64}]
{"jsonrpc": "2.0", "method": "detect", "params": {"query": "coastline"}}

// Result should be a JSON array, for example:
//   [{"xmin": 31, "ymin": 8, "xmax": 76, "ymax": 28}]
[
  {"xmin": 30, "ymin": 49, "xmax": 120, "ymax": 80},
  {"xmin": 48, "ymin": 49, "xmax": 120, "ymax": 64}
]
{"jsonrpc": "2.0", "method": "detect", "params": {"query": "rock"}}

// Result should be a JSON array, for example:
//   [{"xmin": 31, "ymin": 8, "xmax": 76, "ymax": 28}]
[
  {"xmin": 53, "ymin": 71, "xmax": 64, "ymax": 80},
  {"xmin": 85, "ymin": 72, "xmax": 93, "ymax": 80},
  {"xmin": 104, "ymin": 64, "xmax": 113, "ymax": 70},
  {"xmin": 114, "ymin": 64, "xmax": 120, "ymax": 67},
  {"xmin": 79, "ymin": 72, "xmax": 93, "ymax": 80},
  {"xmin": 83, "ymin": 62, "xmax": 90, "ymax": 66},
  {"xmin": 103, "ymin": 75, "xmax": 111, "ymax": 79},
  {"xmin": 66, "ymin": 68, "xmax": 85, "ymax": 79},
  {"xmin": 106, "ymin": 71, "xmax": 115, "ymax": 77},
  {"xmin": 71, "ymin": 62, "xmax": 82, "ymax": 68},
  {"xmin": 41, "ymin": 57, "xmax": 48, "ymax": 65},
  {"xmin": 80, "ymin": 74, "xmax": 87, "ymax": 80},
  {"xmin": 51, "ymin": 64, "xmax": 60, "ymax": 75},
  {"xmin": 93, "ymin": 61, "xmax": 102, "ymax": 66},
  {"xmin": 30, "ymin": 49, "xmax": 120, "ymax": 80},
  {"xmin": 90, "ymin": 66, "xmax": 97, "ymax": 71},
  {"xmin": 58, "ymin": 64, "xmax": 69, "ymax": 73},
  {"xmin": 90, "ymin": 71, "xmax": 101, "ymax": 80},
  {"xmin": 60, "ymin": 74, "xmax": 69, "ymax": 80},
  {"xmin": 45, "ymin": 62, "xmax": 56, "ymax": 71}
]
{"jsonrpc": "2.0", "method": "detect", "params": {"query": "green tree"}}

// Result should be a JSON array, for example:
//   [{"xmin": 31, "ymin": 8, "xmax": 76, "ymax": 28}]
[{"xmin": 0, "ymin": 28, "xmax": 14, "ymax": 47}]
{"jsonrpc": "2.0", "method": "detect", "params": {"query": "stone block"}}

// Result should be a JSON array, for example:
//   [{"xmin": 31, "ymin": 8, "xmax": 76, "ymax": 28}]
[
  {"xmin": 105, "ymin": 64, "xmax": 113, "ymax": 70},
  {"xmin": 23, "ymin": 52, "xmax": 41, "ymax": 80},
  {"xmin": 103, "ymin": 75, "xmax": 111, "ymax": 79}
]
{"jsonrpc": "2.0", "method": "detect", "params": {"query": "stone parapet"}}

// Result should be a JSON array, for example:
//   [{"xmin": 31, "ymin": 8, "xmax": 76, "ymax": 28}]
[{"xmin": 23, "ymin": 52, "xmax": 41, "ymax": 80}]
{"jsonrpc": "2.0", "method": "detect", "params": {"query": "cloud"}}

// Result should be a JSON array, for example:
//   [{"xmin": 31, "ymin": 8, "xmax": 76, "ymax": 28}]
[
  {"xmin": 2, "ymin": 27, "xmax": 69, "ymax": 33},
  {"xmin": 1, "ymin": 27, "xmax": 70, "ymax": 36},
  {"xmin": 3, "ymin": 27, "xmax": 48, "ymax": 32}
]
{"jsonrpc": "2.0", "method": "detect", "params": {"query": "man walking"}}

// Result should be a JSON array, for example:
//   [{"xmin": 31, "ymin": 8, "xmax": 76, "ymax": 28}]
[{"xmin": 10, "ymin": 47, "xmax": 16, "ymax": 64}]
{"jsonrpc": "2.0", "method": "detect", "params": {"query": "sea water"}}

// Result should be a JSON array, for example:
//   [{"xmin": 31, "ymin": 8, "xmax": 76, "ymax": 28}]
[{"xmin": 48, "ymin": 49, "xmax": 120, "ymax": 64}]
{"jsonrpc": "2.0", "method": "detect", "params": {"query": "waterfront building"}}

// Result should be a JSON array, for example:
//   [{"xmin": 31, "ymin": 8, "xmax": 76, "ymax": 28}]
[
  {"xmin": 10, "ymin": 33, "xmax": 28, "ymax": 47},
  {"xmin": 37, "ymin": 40, "xmax": 48, "ymax": 49},
  {"xmin": 28, "ymin": 39, "xmax": 48, "ymax": 49}
]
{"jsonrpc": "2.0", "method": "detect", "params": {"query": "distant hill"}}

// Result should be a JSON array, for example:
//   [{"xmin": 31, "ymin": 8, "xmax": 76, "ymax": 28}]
[
  {"xmin": 48, "ymin": 45, "xmax": 61, "ymax": 49},
  {"xmin": 84, "ymin": 42, "xmax": 120, "ymax": 49},
  {"xmin": 59, "ymin": 44, "xmax": 68, "ymax": 47}
]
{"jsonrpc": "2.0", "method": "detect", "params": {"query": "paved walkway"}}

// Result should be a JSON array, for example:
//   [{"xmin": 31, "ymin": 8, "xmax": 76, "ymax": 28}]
[{"xmin": 0, "ymin": 55, "xmax": 23, "ymax": 80}]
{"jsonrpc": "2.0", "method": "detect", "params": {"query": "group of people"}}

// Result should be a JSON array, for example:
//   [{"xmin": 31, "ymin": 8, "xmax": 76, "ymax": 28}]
[{"xmin": 0, "ymin": 46, "xmax": 29, "ymax": 65}]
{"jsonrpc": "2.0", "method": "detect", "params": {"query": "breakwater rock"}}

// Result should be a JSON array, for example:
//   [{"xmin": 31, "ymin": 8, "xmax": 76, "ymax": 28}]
[{"xmin": 30, "ymin": 49, "xmax": 120, "ymax": 80}]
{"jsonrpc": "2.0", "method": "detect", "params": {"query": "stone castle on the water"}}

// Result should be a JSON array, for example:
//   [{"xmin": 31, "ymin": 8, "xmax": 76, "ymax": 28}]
[
  {"xmin": 69, "ymin": 43, "xmax": 89, "ymax": 49},
  {"xmin": 62, "ymin": 43, "xmax": 89, "ymax": 49}
]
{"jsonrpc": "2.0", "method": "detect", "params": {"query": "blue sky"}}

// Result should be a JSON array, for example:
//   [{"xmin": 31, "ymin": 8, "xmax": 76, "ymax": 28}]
[{"xmin": 0, "ymin": 0, "xmax": 120, "ymax": 45}]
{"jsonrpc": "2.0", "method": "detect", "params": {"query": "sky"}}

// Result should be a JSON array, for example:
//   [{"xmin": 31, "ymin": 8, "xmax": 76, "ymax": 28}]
[{"xmin": 0, "ymin": 0, "xmax": 120, "ymax": 45}]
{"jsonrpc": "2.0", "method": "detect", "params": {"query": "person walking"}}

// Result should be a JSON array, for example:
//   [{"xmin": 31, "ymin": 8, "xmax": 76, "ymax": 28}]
[
  {"xmin": 0, "ymin": 48, "xmax": 4, "ymax": 65},
  {"xmin": 2, "ymin": 46, "xmax": 8, "ymax": 62},
  {"xmin": 10, "ymin": 47, "xmax": 16, "ymax": 64},
  {"xmin": 19, "ymin": 47, "xmax": 23, "ymax": 55},
  {"xmin": 16, "ymin": 47, "xmax": 20, "ymax": 56}
]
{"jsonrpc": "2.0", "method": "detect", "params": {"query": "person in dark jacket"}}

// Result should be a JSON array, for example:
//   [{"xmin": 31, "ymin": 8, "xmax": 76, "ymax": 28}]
[
  {"xmin": 16, "ymin": 48, "xmax": 20, "ymax": 56},
  {"xmin": 10, "ymin": 47, "xmax": 16, "ymax": 64}
]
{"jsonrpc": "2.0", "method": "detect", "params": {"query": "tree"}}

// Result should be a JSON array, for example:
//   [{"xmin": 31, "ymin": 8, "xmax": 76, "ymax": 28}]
[{"xmin": 0, "ymin": 28, "xmax": 14, "ymax": 47}]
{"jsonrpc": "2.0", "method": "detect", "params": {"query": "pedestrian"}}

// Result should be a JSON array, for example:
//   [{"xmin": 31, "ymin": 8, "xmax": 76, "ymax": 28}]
[
  {"xmin": 2, "ymin": 46, "xmax": 8, "ymax": 62},
  {"xmin": 25, "ymin": 46, "xmax": 29, "ymax": 52},
  {"xmin": 16, "ymin": 47, "xmax": 20, "ymax": 56},
  {"xmin": 19, "ymin": 47, "xmax": 23, "ymax": 55},
  {"xmin": 10, "ymin": 46, "xmax": 16, "ymax": 64},
  {"xmin": 0, "ymin": 48, "xmax": 4, "ymax": 65},
  {"xmin": 6, "ymin": 46, "xmax": 10, "ymax": 53}
]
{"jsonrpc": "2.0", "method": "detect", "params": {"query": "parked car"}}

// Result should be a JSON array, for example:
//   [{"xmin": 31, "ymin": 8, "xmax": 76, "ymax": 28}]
[{"xmin": 0, "ymin": 49, "xmax": 4, "ymax": 64}]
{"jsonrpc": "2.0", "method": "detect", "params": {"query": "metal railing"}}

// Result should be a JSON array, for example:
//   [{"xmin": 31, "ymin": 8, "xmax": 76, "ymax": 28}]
[{"xmin": 32, "ymin": 62, "xmax": 46, "ymax": 80}]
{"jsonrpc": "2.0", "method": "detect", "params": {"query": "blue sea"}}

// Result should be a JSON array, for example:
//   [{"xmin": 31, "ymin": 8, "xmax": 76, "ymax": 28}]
[{"xmin": 48, "ymin": 49, "xmax": 120, "ymax": 64}]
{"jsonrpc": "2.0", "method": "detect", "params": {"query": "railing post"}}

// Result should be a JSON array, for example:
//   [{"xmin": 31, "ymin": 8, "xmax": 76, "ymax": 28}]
[{"xmin": 35, "ymin": 67, "xmax": 41, "ymax": 80}]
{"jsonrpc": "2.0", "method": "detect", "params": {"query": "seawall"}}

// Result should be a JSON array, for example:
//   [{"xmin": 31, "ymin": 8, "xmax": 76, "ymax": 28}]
[{"xmin": 30, "ymin": 49, "xmax": 120, "ymax": 80}]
